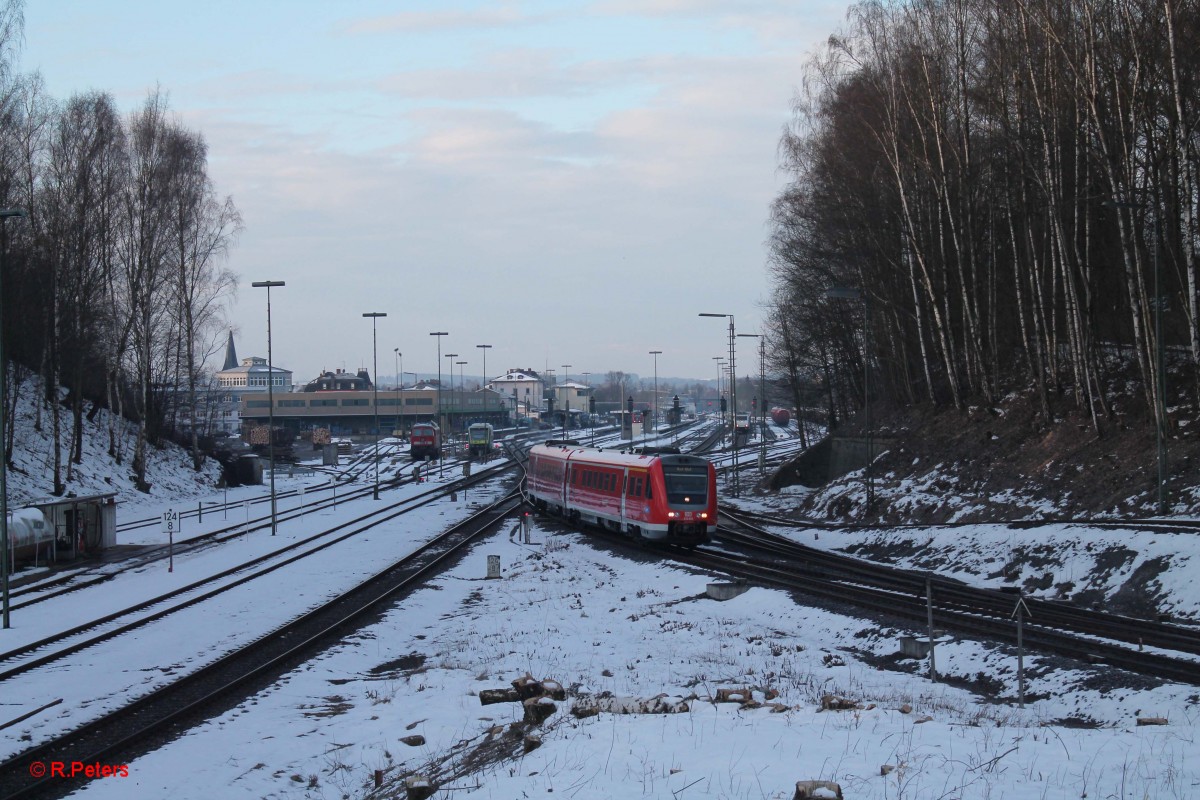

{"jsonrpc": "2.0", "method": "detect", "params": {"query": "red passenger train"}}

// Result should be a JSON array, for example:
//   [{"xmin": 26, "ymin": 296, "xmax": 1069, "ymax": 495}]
[{"xmin": 526, "ymin": 443, "xmax": 717, "ymax": 545}]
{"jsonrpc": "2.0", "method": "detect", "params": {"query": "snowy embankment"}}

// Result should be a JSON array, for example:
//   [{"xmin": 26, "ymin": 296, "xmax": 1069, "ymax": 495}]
[{"xmin": 7, "ymin": 377, "xmax": 222, "ymax": 511}]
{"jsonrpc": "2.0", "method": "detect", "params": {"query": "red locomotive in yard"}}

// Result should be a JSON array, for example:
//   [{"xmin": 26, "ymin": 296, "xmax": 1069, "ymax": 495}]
[
  {"xmin": 770, "ymin": 407, "xmax": 791, "ymax": 427},
  {"xmin": 409, "ymin": 422, "xmax": 441, "ymax": 460},
  {"xmin": 526, "ymin": 443, "xmax": 717, "ymax": 545}
]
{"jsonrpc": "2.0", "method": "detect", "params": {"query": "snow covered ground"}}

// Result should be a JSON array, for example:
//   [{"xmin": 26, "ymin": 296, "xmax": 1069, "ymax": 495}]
[
  {"xmin": 44, "ymin": 495, "xmax": 1200, "ymax": 800},
  {"xmin": 2, "ymin": 408, "xmax": 1199, "ymax": 799}
]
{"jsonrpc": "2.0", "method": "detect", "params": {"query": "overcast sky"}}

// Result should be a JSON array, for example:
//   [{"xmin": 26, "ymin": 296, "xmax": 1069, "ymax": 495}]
[{"xmin": 21, "ymin": 1, "xmax": 849, "ymax": 385}]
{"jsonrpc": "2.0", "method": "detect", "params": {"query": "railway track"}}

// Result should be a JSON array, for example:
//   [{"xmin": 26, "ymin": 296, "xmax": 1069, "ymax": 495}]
[
  {"xmin": 9, "ymin": 452, "xmax": 501, "ymax": 610},
  {"xmin": 0, "ymin": 486, "xmax": 523, "ymax": 800},
  {"xmin": 706, "ymin": 508, "xmax": 1200, "ymax": 684},
  {"xmin": 0, "ymin": 462, "xmax": 518, "ymax": 679},
  {"xmin": 726, "ymin": 504, "xmax": 1200, "ymax": 536},
  {"xmin": 114, "ymin": 440, "xmax": 410, "ymax": 535}
]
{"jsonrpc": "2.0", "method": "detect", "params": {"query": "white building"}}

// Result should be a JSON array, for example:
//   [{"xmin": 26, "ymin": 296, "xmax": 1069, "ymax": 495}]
[
  {"xmin": 486, "ymin": 368, "xmax": 546, "ymax": 418},
  {"xmin": 550, "ymin": 380, "xmax": 592, "ymax": 414},
  {"xmin": 213, "ymin": 332, "xmax": 293, "ymax": 433}
]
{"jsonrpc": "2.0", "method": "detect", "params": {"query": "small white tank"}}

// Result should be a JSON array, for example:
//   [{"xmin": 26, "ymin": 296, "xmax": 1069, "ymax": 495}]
[{"xmin": 7, "ymin": 508, "xmax": 53, "ymax": 551}]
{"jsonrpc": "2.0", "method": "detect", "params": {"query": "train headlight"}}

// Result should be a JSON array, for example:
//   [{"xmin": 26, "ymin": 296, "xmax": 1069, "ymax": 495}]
[
  {"xmin": 667, "ymin": 511, "xmax": 677, "ymax": 518},
  {"xmin": 699, "ymin": 512, "xmax": 708, "ymax": 519}
]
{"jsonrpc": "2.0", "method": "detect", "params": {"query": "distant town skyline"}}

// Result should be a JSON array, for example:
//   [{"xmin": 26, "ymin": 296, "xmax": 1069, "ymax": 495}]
[{"xmin": 21, "ymin": 1, "xmax": 849, "ymax": 381}]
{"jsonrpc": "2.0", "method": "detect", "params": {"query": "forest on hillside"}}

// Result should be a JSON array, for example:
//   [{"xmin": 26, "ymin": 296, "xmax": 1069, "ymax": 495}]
[
  {"xmin": 768, "ymin": 0, "xmax": 1200, "ymax": 442},
  {"xmin": 0, "ymin": 1, "xmax": 239, "ymax": 494}
]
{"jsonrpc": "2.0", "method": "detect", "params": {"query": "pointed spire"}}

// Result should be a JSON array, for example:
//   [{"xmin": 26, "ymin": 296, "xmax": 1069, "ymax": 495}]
[{"xmin": 222, "ymin": 329, "xmax": 238, "ymax": 371}]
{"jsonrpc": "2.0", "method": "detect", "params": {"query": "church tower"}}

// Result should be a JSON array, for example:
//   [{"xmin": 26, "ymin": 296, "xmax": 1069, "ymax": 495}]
[{"xmin": 222, "ymin": 330, "xmax": 238, "ymax": 371}]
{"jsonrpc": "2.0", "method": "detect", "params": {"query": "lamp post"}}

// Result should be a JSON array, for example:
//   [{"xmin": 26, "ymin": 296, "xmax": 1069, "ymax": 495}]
[
  {"xmin": 1, "ymin": 207, "xmax": 27, "ymax": 628},
  {"xmin": 394, "ymin": 348, "xmax": 402, "ymax": 436},
  {"xmin": 456, "ymin": 361, "xmax": 467, "ymax": 428},
  {"xmin": 251, "ymin": 280, "xmax": 286, "ymax": 535},
  {"xmin": 363, "ymin": 312, "xmax": 387, "ymax": 500},
  {"xmin": 649, "ymin": 350, "xmax": 661, "ymax": 439},
  {"xmin": 561, "ymin": 364, "xmax": 572, "ymax": 437},
  {"xmin": 429, "ymin": 332, "xmax": 448, "ymax": 471},
  {"xmin": 1105, "ymin": 199, "xmax": 1167, "ymax": 515},
  {"xmin": 475, "ymin": 345, "xmax": 489, "ymax": 391},
  {"xmin": 825, "ymin": 287, "xmax": 872, "ymax": 513},
  {"xmin": 445, "ymin": 354, "xmax": 458, "ymax": 446},
  {"xmin": 700, "ymin": 313, "xmax": 739, "ymax": 496}
]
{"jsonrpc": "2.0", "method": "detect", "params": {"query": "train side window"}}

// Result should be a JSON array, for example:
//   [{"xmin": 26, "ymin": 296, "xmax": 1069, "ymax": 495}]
[{"xmin": 645, "ymin": 480, "xmax": 652, "ymax": 499}]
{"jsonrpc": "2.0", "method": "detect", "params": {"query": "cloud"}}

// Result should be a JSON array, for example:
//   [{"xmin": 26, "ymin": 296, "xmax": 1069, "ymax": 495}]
[{"xmin": 339, "ymin": 6, "xmax": 531, "ymax": 35}]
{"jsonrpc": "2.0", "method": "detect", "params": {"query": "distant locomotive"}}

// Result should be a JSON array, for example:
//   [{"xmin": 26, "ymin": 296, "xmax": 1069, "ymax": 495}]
[
  {"xmin": 770, "ymin": 407, "xmax": 791, "ymax": 427},
  {"xmin": 467, "ymin": 423, "xmax": 494, "ymax": 459},
  {"xmin": 409, "ymin": 422, "xmax": 441, "ymax": 460},
  {"xmin": 527, "ymin": 443, "xmax": 717, "ymax": 545}
]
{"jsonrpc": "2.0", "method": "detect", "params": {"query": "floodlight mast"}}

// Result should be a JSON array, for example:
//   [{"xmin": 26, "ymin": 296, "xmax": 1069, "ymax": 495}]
[
  {"xmin": 699, "ymin": 313, "xmax": 738, "ymax": 496},
  {"xmin": 251, "ymin": 280, "xmax": 286, "ymax": 535}
]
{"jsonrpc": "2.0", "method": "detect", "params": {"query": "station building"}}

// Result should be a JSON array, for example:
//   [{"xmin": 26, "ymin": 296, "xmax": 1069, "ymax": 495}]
[
  {"xmin": 238, "ymin": 384, "xmax": 511, "ymax": 437},
  {"xmin": 213, "ymin": 332, "xmax": 293, "ymax": 433},
  {"xmin": 486, "ymin": 368, "xmax": 546, "ymax": 419}
]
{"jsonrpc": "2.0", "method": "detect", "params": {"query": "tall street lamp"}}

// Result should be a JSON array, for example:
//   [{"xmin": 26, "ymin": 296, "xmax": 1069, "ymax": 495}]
[
  {"xmin": 475, "ymin": 345, "xmax": 489, "ymax": 391},
  {"xmin": 0, "ymin": 207, "xmax": 27, "ymax": 628},
  {"xmin": 456, "ymin": 361, "xmax": 467, "ymax": 426},
  {"xmin": 444, "ymin": 353, "xmax": 458, "ymax": 447},
  {"xmin": 700, "ymin": 313, "xmax": 739, "ymax": 496},
  {"xmin": 826, "ymin": 287, "xmax": 872, "ymax": 513},
  {"xmin": 430, "ymin": 332, "xmax": 448, "ymax": 471},
  {"xmin": 648, "ymin": 351, "xmax": 661, "ymax": 438},
  {"xmin": 561, "ymin": 364, "xmax": 572, "ymax": 437},
  {"xmin": 1105, "ymin": 199, "xmax": 1167, "ymax": 514},
  {"xmin": 251, "ymin": 280, "xmax": 286, "ymax": 535},
  {"xmin": 363, "ymin": 312, "xmax": 387, "ymax": 499},
  {"xmin": 394, "ymin": 349, "xmax": 402, "ymax": 436}
]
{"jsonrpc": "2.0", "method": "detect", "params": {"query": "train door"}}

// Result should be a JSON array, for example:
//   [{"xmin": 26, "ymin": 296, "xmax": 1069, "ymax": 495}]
[{"xmin": 619, "ymin": 468, "xmax": 628, "ymax": 521}]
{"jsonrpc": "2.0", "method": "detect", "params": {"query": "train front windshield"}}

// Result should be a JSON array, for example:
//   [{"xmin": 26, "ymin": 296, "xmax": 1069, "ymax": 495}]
[{"xmin": 662, "ymin": 463, "xmax": 709, "ymax": 505}]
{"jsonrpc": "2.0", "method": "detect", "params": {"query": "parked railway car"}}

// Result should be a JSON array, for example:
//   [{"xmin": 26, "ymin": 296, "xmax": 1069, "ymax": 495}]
[
  {"xmin": 7, "ymin": 508, "xmax": 54, "ymax": 565},
  {"xmin": 770, "ymin": 407, "xmax": 791, "ymax": 427},
  {"xmin": 526, "ymin": 443, "xmax": 716, "ymax": 545},
  {"xmin": 467, "ymin": 423, "xmax": 494, "ymax": 459},
  {"xmin": 409, "ymin": 422, "xmax": 441, "ymax": 460}
]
